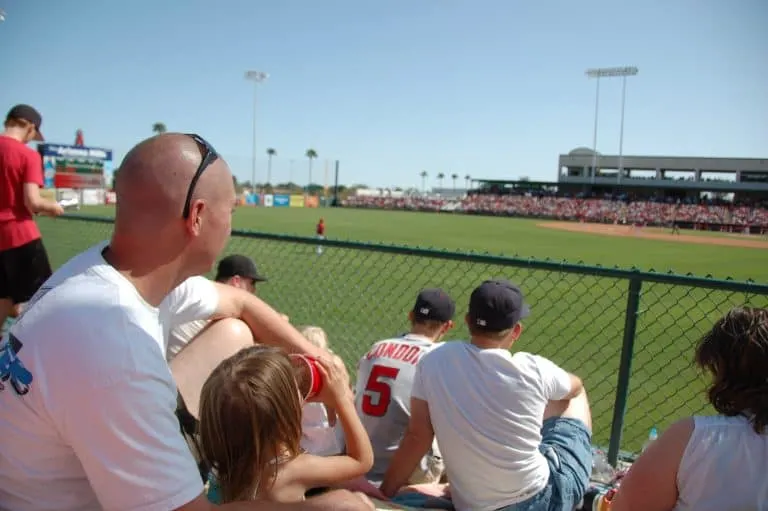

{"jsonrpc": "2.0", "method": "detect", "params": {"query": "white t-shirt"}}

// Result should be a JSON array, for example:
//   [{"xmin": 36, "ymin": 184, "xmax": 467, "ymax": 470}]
[
  {"xmin": 354, "ymin": 334, "xmax": 441, "ymax": 483},
  {"xmin": 412, "ymin": 342, "xmax": 572, "ymax": 511},
  {"xmin": 0, "ymin": 241, "xmax": 219, "ymax": 511},
  {"xmin": 300, "ymin": 402, "xmax": 345, "ymax": 456},
  {"xmin": 167, "ymin": 319, "xmax": 210, "ymax": 362}
]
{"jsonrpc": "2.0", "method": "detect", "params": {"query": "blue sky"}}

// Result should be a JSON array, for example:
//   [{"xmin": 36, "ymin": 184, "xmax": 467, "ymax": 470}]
[{"xmin": 1, "ymin": 0, "xmax": 766, "ymax": 189}]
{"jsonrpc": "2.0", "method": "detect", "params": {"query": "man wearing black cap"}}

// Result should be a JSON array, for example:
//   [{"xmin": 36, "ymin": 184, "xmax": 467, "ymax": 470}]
[
  {"xmin": 382, "ymin": 279, "xmax": 593, "ymax": 511},
  {"xmin": 0, "ymin": 104, "xmax": 64, "ymax": 328},
  {"xmin": 167, "ymin": 254, "xmax": 269, "ymax": 361},
  {"xmin": 354, "ymin": 288, "xmax": 455, "ymax": 486}
]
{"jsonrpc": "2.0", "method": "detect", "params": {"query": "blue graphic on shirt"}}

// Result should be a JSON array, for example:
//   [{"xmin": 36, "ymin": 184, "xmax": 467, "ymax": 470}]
[{"xmin": 0, "ymin": 333, "xmax": 33, "ymax": 396}]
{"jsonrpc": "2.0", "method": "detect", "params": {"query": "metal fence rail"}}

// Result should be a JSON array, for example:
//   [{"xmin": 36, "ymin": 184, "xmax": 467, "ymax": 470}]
[{"xmin": 38, "ymin": 214, "xmax": 768, "ymax": 466}]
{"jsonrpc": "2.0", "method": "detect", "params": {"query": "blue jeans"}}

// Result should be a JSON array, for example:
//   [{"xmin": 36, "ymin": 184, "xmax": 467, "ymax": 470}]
[{"xmin": 497, "ymin": 417, "xmax": 592, "ymax": 511}]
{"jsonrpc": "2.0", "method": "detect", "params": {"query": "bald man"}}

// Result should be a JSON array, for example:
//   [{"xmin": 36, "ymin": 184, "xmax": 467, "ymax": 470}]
[{"xmin": 0, "ymin": 133, "xmax": 373, "ymax": 511}]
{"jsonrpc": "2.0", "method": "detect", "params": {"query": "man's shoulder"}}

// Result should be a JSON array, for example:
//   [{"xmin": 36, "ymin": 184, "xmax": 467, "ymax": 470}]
[
  {"xmin": 11, "ymin": 271, "xmax": 164, "ymax": 389},
  {"xmin": 0, "ymin": 136, "xmax": 39, "ymax": 160}
]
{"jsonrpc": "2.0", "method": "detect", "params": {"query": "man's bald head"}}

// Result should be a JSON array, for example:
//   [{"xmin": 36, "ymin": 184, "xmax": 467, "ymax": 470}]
[
  {"xmin": 110, "ymin": 133, "xmax": 236, "ymax": 284},
  {"xmin": 115, "ymin": 133, "xmax": 233, "ymax": 225}
]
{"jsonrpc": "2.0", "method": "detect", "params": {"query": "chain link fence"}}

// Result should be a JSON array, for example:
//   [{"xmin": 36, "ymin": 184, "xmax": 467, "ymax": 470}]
[{"xmin": 38, "ymin": 215, "xmax": 768, "ymax": 464}]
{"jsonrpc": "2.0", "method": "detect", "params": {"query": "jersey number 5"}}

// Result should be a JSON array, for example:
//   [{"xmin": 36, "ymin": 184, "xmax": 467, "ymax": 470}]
[{"xmin": 361, "ymin": 364, "xmax": 400, "ymax": 417}]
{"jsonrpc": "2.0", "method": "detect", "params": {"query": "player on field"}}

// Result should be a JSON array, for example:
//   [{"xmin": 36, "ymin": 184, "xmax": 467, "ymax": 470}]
[
  {"xmin": 354, "ymin": 288, "xmax": 455, "ymax": 486},
  {"xmin": 316, "ymin": 217, "xmax": 325, "ymax": 255}
]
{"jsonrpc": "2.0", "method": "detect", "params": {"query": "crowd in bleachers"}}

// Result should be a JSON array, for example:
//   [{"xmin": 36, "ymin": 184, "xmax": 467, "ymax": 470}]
[{"xmin": 343, "ymin": 195, "xmax": 768, "ymax": 228}]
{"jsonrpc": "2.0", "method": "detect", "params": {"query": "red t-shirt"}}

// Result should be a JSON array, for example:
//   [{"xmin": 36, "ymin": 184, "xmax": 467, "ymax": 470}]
[
  {"xmin": 316, "ymin": 222, "xmax": 325, "ymax": 236},
  {"xmin": 0, "ymin": 135, "xmax": 44, "ymax": 250}
]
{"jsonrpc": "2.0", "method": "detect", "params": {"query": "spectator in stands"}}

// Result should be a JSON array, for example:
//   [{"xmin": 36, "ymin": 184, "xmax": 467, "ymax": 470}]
[
  {"xmin": 380, "ymin": 279, "xmax": 592, "ymax": 511},
  {"xmin": 355, "ymin": 289, "xmax": 454, "ymax": 486},
  {"xmin": 612, "ymin": 306, "xmax": 768, "ymax": 511},
  {"xmin": 0, "ymin": 104, "xmax": 63, "ymax": 329},
  {"xmin": 0, "ymin": 133, "xmax": 373, "ymax": 511},
  {"xmin": 167, "ymin": 254, "xmax": 269, "ymax": 362},
  {"xmin": 200, "ymin": 346, "xmax": 374, "ymax": 504}
]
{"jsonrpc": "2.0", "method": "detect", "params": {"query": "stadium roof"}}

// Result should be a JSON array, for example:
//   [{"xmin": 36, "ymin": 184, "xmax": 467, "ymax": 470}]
[{"xmin": 473, "ymin": 179, "xmax": 559, "ymax": 186}]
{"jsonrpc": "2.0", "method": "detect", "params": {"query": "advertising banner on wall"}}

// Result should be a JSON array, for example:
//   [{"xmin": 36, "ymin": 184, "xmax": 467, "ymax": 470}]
[
  {"xmin": 245, "ymin": 193, "xmax": 260, "ymax": 205},
  {"xmin": 38, "ymin": 143, "xmax": 112, "ymax": 189},
  {"xmin": 304, "ymin": 196, "xmax": 319, "ymax": 208},
  {"xmin": 289, "ymin": 195, "xmax": 305, "ymax": 208},
  {"xmin": 263, "ymin": 194, "xmax": 274, "ymax": 207},
  {"xmin": 273, "ymin": 194, "xmax": 290, "ymax": 207}
]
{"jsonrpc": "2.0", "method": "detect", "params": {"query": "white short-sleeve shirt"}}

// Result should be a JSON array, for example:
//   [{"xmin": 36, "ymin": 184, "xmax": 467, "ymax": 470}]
[
  {"xmin": 412, "ymin": 342, "xmax": 572, "ymax": 511},
  {"xmin": 0, "ymin": 241, "xmax": 218, "ymax": 511}
]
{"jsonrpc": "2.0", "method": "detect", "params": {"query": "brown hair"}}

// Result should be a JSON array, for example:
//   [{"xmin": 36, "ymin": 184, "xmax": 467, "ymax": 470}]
[
  {"xmin": 198, "ymin": 346, "xmax": 304, "ymax": 502},
  {"xmin": 695, "ymin": 307, "xmax": 768, "ymax": 434}
]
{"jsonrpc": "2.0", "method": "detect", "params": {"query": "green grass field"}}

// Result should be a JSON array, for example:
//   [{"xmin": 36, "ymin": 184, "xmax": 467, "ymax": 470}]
[{"xmin": 37, "ymin": 206, "xmax": 768, "ymax": 454}]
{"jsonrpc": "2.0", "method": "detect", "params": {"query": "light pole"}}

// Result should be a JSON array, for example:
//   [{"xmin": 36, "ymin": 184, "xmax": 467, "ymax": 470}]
[
  {"xmin": 244, "ymin": 70, "xmax": 268, "ymax": 193},
  {"xmin": 585, "ymin": 66, "xmax": 638, "ymax": 183}
]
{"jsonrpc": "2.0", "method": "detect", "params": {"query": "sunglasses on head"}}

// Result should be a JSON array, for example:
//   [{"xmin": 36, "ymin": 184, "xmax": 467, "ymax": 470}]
[{"xmin": 182, "ymin": 133, "xmax": 220, "ymax": 218}]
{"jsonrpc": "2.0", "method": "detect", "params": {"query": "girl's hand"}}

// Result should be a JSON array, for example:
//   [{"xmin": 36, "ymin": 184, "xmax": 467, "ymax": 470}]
[{"xmin": 316, "ymin": 355, "xmax": 351, "ymax": 406}]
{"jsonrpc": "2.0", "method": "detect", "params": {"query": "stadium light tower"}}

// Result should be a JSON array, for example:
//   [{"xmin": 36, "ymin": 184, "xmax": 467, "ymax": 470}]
[
  {"xmin": 585, "ymin": 66, "xmax": 639, "ymax": 183},
  {"xmin": 245, "ymin": 70, "xmax": 269, "ymax": 191}
]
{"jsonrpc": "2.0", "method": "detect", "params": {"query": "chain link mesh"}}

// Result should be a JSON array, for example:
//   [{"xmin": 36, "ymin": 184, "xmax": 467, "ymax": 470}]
[{"xmin": 37, "ymin": 216, "xmax": 768, "ymax": 457}]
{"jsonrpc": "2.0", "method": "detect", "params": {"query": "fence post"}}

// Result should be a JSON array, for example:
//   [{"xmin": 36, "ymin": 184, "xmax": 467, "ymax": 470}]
[{"xmin": 607, "ymin": 276, "xmax": 643, "ymax": 466}]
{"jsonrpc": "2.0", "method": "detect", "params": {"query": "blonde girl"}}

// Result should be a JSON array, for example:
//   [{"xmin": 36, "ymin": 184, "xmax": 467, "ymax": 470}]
[{"xmin": 199, "ymin": 346, "xmax": 374, "ymax": 504}]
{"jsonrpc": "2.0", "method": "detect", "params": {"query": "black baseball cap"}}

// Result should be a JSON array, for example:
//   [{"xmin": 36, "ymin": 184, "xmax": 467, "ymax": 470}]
[
  {"xmin": 215, "ymin": 255, "xmax": 267, "ymax": 282},
  {"xmin": 412, "ymin": 288, "xmax": 455, "ymax": 322},
  {"xmin": 468, "ymin": 279, "xmax": 530, "ymax": 331},
  {"xmin": 6, "ymin": 104, "xmax": 44, "ymax": 141}
]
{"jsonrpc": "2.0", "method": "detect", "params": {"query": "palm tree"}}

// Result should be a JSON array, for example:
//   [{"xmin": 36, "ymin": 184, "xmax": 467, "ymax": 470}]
[
  {"xmin": 266, "ymin": 148, "xmax": 276, "ymax": 186},
  {"xmin": 464, "ymin": 174, "xmax": 471, "ymax": 189},
  {"xmin": 451, "ymin": 173, "xmax": 459, "ymax": 191},
  {"xmin": 305, "ymin": 149, "xmax": 318, "ymax": 193},
  {"xmin": 419, "ymin": 171, "xmax": 428, "ymax": 192},
  {"xmin": 436, "ymin": 172, "xmax": 445, "ymax": 189},
  {"xmin": 152, "ymin": 122, "xmax": 167, "ymax": 135}
]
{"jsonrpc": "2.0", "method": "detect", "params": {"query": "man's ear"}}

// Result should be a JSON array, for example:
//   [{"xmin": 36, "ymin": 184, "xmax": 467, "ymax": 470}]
[
  {"xmin": 511, "ymin": 322, "xmax": 524, "ymax": 340},
  {"xmin": 186, "ymin": 200, "xmax": 206, "ymax": 236},
  {"xmin": 408, "ymin": 310, "xmax": 415, "ymax": 323}
]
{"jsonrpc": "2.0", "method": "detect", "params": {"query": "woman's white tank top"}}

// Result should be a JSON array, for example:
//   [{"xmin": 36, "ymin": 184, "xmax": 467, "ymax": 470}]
[{"xmin": 674, "ymin": 415, "xmax": 768, "ymax": 511}]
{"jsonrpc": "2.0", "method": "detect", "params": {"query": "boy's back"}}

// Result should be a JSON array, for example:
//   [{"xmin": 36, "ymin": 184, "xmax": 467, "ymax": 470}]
[{"xmin": 413, "ymin": 341, "xmax": 572, "ymax": 511}]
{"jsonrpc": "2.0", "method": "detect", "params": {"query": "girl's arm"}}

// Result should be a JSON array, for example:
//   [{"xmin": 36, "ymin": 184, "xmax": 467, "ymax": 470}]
[{"xmin": 289, "ymin": 358, "xmax": 374, "ymax": 490}]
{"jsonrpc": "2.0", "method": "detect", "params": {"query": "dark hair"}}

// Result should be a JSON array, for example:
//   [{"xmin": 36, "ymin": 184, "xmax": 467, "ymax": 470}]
[
  {"xmin": 198, "ymin": 346, "xmax": 304, "ymax": 502},
  {"xmin": 695, "ymin": 307, "xmax": 768, "ymax": 434}
]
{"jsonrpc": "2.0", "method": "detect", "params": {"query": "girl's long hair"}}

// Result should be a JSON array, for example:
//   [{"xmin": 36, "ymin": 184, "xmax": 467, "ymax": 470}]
[
  {"xmin": 199, "ymin": 346, "xmax": 304, "ymax": 502},
  {"xmin": 695, "ymin": 307, "xmax": 768, "ymax": 434}
]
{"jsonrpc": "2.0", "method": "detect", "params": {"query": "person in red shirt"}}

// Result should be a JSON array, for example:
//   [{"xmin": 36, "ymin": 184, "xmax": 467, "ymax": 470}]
[
  {"xmin": 316, "ymin": 217, "xmax": 325, "ymax": 255},
  {"xmin": 0, "ymin": 104, "xmax": 64, "ymax": 326}
]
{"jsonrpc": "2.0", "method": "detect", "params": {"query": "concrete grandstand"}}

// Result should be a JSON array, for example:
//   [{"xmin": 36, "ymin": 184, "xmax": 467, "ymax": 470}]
[{"xmin": 342, "ymin": 149, "xmax": 768, "ymax": 233}]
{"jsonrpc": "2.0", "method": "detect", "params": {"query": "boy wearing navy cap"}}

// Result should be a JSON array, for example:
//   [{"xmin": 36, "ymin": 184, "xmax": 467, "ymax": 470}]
[
  {"xmin": 382, "ymin": 279, "xmax": 592, "ymax": 511},
  {"xmin": 354, "ymin": 288, "xmax": 455, "ymax": 487}
]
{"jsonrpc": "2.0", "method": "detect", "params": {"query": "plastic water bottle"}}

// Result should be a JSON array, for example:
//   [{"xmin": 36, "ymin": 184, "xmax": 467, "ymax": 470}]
[{"xmin": 642, "ymin": 427, "xmax": 658, "ymax": 453}]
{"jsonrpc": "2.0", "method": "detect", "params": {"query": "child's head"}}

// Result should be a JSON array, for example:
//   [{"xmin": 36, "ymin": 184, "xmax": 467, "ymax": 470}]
[
  {"xmin": 696, "ymin": 306, "xmax": 768, "ymax": 434},
  {"xmin": 466, "ymin": 279, "xmax": 530, "ymax": 349},
  {"xmin": 199, "ymin": 346, "xmax": 304, "ymax": 502},
  {"xmin": 299, "ymin": 325, "xmax": 328, "ymax": 351},
  {"xmin": 408, "ymin": 288, "xmax": 456, "ymax": 341}
]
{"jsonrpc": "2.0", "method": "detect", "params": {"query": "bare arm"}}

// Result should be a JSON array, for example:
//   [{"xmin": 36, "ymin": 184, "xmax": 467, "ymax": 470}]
[
  {"xmin": 23, "ymin": 182, "xmax": 63, "ymax": 216},
  {"xmin": 562, "ymin": 373, "xmax": 584, "ymax": 400},
  {"xmin": 289, "ymin": 358, "xmax": 374, "ymax": 489},
  {"xmin": 380, "ymin": 398, "xmax": 435, "ymax": 497},
  {"xmin": 212, "ymin": 283, "xmax": 325, "ymax": 358},
  {"xmin": 611, "ymin": 418, "xmax": 693, "ymax": 511}
]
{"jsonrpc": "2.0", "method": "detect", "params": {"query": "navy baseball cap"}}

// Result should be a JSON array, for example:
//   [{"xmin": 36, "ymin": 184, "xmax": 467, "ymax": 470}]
[
  {"xmin": 468, "ymin": 279, "xmax": 530, "ymax": 331},
  {"xmin": 412, "ymin": 288, "xmax": 455, "ymax": 322},
  {"xmin": 215, "ymin": 255, "xmax": 267, "ymax": 282},
  {"xmin": 6, "ymin": 104, "xmax": 44, "ymax": 141}
]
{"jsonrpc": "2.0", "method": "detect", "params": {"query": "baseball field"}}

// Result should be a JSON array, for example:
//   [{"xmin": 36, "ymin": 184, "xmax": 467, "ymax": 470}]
[{"xmin": 37, "ymin": 206, "xmax": 768, "ymax": 454}]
